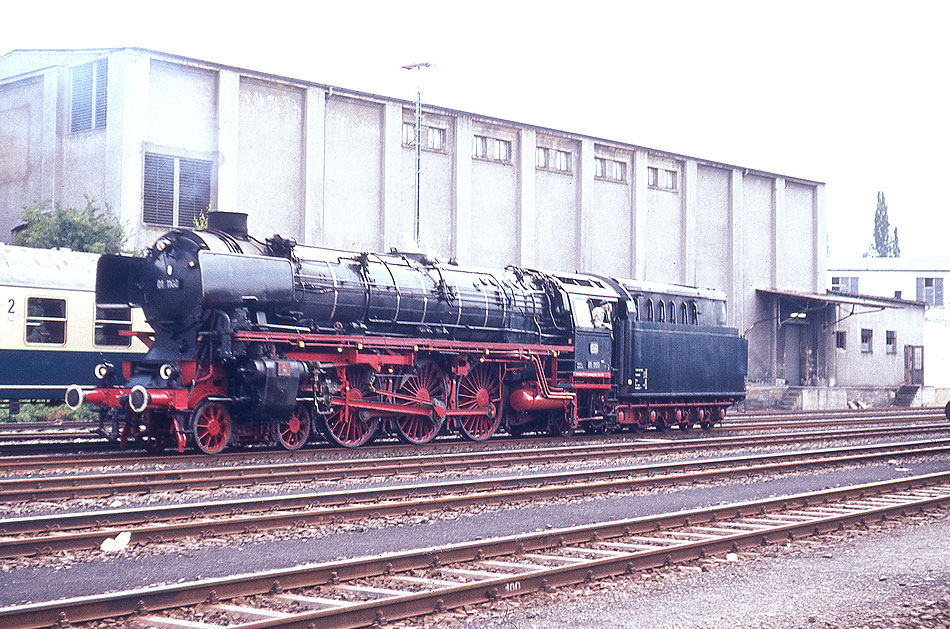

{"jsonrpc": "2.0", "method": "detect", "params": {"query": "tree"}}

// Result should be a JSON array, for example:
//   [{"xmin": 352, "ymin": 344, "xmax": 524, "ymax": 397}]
[
  {"xmin": 12, "ymin": 198, "xmax": 126, "ymax": 254},
  {"xmin": 892, "ymin": 227, "xmax": 900, "ymax": 258},
  {"xmin": 872, "ymin": 191, "xmax": 892, "ymax": 257}
]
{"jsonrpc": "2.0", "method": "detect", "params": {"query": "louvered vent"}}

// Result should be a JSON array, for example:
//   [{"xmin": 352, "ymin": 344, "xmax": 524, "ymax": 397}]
[
  {"xmin": 178, "ymin": 158, "xmax": 212, "ymax": 228},
  {"xmin": 70, "ymin": 62, "xmax": 93, "ymax": 132},
  {"xmin": 94, "ymin": 58, "xmax": 108, "ymax": 129},
  {"xmin": 143, "ymin": 153, "xmax": 175, "ymax": 226}
]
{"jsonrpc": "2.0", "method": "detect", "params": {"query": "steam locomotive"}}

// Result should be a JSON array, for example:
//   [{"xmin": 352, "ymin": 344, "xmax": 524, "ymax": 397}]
[{"xmin": 66, "ymin": 212, "xmax": 747, "ymax": 454}]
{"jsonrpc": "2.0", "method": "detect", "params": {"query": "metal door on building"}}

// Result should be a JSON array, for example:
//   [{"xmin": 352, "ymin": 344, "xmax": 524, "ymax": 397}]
[
  {"xmin": 904, "ymin": 345, "xmax": 924, "ymax": 385},
  {"xmin": 784, "ymin": 324, "xmax": 801, "ymax": 386}
]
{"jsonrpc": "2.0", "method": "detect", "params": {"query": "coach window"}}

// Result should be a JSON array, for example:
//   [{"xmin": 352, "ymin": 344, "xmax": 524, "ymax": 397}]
[
  {"xmin": 631, "ymin": 298, "xmax": 640, "ymax": 321},
  {"xmin": 657, "ymin": 300, "xmax": 665, "ymax": 322},
  {"xmin": 645, "ymin": 299, "xmax": 654, "ymax": 322},
  {"xmin": 679, "ymin": 302, "xmax": 688, "ymax": 324},
  {"xmin": 25, "ymin": 297, "xmax": 66, "ymax": 344},
  {"xmin": 95, "ymin": 306, "xmax": 132, "ymax": 347},
  {"xmin": 667, "ymin": 301, "xmax": 675, "ymax": 324},
  {"xmin": 689, "ymin": 301, "xmax": 699, "ymax": 325}
]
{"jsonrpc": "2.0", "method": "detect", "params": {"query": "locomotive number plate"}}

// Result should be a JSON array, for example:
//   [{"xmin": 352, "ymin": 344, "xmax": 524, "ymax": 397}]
[
  {"xmin": 156, "ymin": 279, "xmax": 181, "ymax": 290},
  {"xmin": 633, "ymin": 368, "xmax": 648, "ymax": 390}
]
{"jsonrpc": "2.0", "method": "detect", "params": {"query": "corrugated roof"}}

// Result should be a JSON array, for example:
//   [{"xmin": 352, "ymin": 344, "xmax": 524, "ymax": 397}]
[{"xmin": 756, "ymin": 288, "xmax": 921, "ymax": 309}]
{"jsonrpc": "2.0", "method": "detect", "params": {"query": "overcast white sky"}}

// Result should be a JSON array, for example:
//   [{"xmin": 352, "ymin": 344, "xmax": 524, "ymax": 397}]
[{"xmin": 3, "ymin": 0, "xmax": 948, "ymax": 262}]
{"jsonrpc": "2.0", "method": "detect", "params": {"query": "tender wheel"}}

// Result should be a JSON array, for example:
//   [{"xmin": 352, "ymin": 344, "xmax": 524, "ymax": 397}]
[
  {"xmin": 321, "ymin": 367, "xmax": 379, "ymax": 448},
  {"xmin": 191, "ymin": 402, "xmax": 232, "ymax": 455},
  {"xmin": 456, "ymin": 364, "xmax": 501, "ymax": 441},
  {"xmin": 277, "ymin": 404, "xmax": 312, "ymax": 450},
  {"xmin": 391, "ymin": 361, "xmax": 447, "ymax": 445}
]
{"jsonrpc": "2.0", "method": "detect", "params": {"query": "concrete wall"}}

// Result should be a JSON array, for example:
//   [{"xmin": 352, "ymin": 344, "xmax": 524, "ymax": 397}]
[
  {"xmin": 830, "ymin": 301, "xmax": 924, "ymax": 387},
  {"xmin": 0, "ymin": 76, "xmax": 45, "ymax": 239}
]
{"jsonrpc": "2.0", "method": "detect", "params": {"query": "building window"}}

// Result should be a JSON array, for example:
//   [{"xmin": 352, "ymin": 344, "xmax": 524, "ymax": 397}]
[
  {"xmin": 660, "ymin": 169, "xmax": 677, "ymax": 190},
  {"xmin": 536, "ymin": 147, "xmax": 549, "ymax": 168},
  {"xmin": 647, "ymin": 166, "xmax": 658, "ymax": 187},
  {"xmin": 25, "ymin": 297, "xmax": 66, "ymax": 344},
  {"xmin": 536, "ymin": 147, "xmax": 571, "ymax": 173},
  {"xmin": 836, "ymin": 330, "xmax": 847, "ymax": 350},
  {"xmin": 143, "ymin": 153, "xmax": 212, "ymax": 228},
  {"xmin": 402, "ymin": 124, "xmax": 447, "ymax": 152},
  {"xmin": 917, "ymin": 277, "xmax": 944, "ymax": 307},
  {"xmin": 886, "ymin": 330, "xmax": 897, "ymax": 354},
  {"xmin": 861, "ymin": 328, "xmax": 873, "ymax": 353},
  {"xmin": 894, "ymin": 290, "xmax": 902, "ymax": 300},
  {"xmin": 94, "ymin": 306, "xmax": 132, "ymax": 347},
  {"xmin": 474, "ymin": 135, "xmax": 512, "ymax": 163},
  {"xmin": 70, "ymin": 58, "xmax": 108, "ymax": 133},
  {"xmin": 831, "ymin": 276, "xmax": 859, "ymax": 294},
  {"xmin": 595, "ymin": 157, "xmax": 626, "ymax": 182},
  {"xmin": 427, "ymin": 127, "xmax": 446, "ymax": 151}
]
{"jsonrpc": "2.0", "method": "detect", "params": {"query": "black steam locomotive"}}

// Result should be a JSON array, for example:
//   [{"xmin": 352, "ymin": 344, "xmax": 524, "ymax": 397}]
[{"xmin": 67, "ymin": 212, "xmax": 747, "ymax": 454}]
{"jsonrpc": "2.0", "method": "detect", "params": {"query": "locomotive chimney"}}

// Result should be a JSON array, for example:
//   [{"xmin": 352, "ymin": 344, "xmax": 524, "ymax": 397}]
[{"xmin": 206, "ymin": 212, "xmax": 249, "ymax": 239}]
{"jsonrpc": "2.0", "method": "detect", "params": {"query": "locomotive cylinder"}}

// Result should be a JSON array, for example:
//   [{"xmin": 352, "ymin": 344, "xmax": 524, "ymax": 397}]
[{"xmin": 508, "ymin": 387, "xmax": 571, "ymax": 412}]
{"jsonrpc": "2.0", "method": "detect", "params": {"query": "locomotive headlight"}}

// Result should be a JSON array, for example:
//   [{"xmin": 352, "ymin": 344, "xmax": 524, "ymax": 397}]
[
  {"xmin": 159, "ymin": 363, "xmax": 180, "ymax": 381},
  {"xmin": 94, "ymin": 362, "xmax": 115, "ymax": 381},
  {"xmin": 65, "ymin": 385, "xmax": 85, "ymax": 411},
  {"xmin": 129, "ymin": 385, "xmax": 151, "ymax": 413}
]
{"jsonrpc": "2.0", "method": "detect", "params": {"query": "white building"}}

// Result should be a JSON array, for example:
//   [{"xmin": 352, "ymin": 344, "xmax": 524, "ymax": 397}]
[
  {"xmin": 830, "ymin": 258, "xmax": 950, "ymax": 395},
  {"xmin": 1, "ymin": 47, "xmax": 917, "ymax": 407}
]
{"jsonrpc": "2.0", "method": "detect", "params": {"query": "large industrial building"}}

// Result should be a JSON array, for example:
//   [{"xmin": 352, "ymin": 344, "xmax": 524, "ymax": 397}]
[{"xmin": 0, "ymin": 47, "xmax": 928, "ymax": 406}]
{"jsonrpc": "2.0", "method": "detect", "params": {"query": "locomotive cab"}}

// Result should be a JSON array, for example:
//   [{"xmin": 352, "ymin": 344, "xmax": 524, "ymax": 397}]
[{"xmin": 554, "ymin": 273, "xmax": 620, "ymax": 384}]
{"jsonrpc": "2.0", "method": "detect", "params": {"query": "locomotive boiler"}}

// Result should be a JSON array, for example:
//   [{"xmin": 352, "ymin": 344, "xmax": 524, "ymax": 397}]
[{"xmin": 67, "ymin": 212, "xmax": 747, "ymax": 453}]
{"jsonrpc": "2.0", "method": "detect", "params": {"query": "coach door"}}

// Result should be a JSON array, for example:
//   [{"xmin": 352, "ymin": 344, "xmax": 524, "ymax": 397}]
[{"xmin": 904, "ymin": 345, "xmax": 924, "ymax": 385}]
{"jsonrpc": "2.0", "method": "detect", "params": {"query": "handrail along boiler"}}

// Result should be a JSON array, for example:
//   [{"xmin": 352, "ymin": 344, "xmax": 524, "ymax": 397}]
[{"xmin": 66, "ymin": 212, "xmax": 747, "ymax": 453}]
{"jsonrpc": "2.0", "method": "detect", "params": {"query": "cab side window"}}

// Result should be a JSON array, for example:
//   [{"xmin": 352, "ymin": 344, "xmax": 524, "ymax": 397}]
[{"xmin": 26, "ymin": 297, "xmax": 66, "ymax": 344}]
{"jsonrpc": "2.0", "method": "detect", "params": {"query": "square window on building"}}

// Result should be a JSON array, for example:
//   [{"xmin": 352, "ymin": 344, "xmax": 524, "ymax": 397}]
[
  {"xmin": 835, "ymin": 330, "xmax": 847, "ymax": 350},
  {"xmin": 426, "ymin": 127, "xmax": 445, "ymax": 151},
  {"xmin": 70, "ymin": 58, "xmax": 108, "ymax": 133},
  {"xmin": 647, "ymin": 166, "xmax": 658, "ymax": 187},
  {"xmin": 894, "ymin": 290, "xmax": 902, "ymax": 299},
  {"xmin": 831, "ymin": 276, "xmax": 859, "ymax": 293},
  {"xmin": 143, "ymin": 152, "xmax": 213, "ymax": 228},
  {"xmin": 610, "ymin": 160, "xmax": 626, "ymax": 182},
  {"xmin": 496, "ymin": 138, "xmax": 512, "ymax": 162},
  {"xmin": 555, "ymin": 150, "xmax": 571, "ymax": 172},
  {"xmin": 861, "ymin": 328, "xmax": 873, "ymax": 353},
  {"xmin": 917, "ymin": 277, "xmax": 944, "ymax": 307},
  {"xmin": 537, "ymin": 147, "xmax": 550, "ymax": 169},
  {"xmin": 661, "ymin": 169, "xmax": 678, "ymax": 190},
  {"xmin": 402, "ymin": 122, "xmax": 415, "ymax": 146},
  {"xmin": 595, "ymin": 157, "xmax": 606, "ymax": 178},
  {"xmin": 886, "ymin": 330, "xmax": 897, "ymax": 354}
]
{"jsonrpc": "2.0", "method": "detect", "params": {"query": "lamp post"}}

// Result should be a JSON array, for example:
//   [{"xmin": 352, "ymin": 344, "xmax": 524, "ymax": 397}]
[{"xmin": 402, "ymin": 62, "xmax": 430, "ymax": 247}]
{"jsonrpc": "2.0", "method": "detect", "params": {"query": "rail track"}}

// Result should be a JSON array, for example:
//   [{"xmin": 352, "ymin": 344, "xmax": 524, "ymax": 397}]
[
  {"xmin": 2, "ymin": 421, "xmax": 949, "ymax": 498},
  {"xmin": 2, "ymin": 438, "xmax": 948, "ymax": 559},
  {"xmin": 2, "ymin": 471, "xmax": 947, "ymax": 628},
  {"xmin": 0, "ymin": 407, "xmax": 942, "ymax": 454}
]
